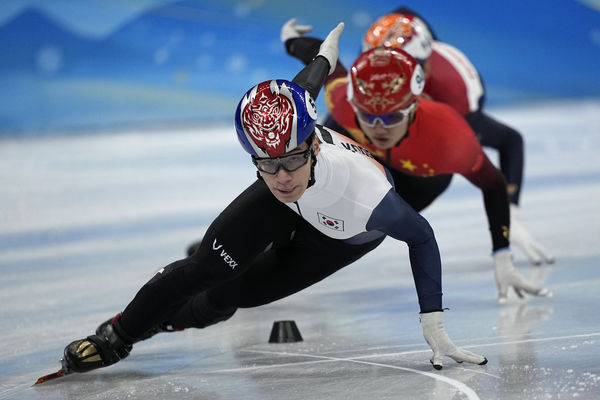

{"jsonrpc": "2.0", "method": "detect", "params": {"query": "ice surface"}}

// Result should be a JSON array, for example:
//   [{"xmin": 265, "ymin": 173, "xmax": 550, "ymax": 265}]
[{"xmin": 1, "ymin": 100, "xmax": 599, "ymax": 399}]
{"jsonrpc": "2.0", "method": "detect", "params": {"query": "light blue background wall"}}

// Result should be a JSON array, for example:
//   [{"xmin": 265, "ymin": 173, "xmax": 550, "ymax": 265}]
[{"xmin": 1, "ymin": 0, "xmax": 599, "ymax": 135}]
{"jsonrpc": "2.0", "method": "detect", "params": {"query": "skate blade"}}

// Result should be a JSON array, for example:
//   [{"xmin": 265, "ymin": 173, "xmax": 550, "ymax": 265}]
[{"xmin": 33, "ymin": 368, "xmax": 70, "ymax": 385}]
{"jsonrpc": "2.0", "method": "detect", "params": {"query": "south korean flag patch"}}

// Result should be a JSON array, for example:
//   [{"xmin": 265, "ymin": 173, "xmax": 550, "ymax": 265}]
[{"xmin": 318, "ymin": 212, "xmax": 344, "ymax": 231}]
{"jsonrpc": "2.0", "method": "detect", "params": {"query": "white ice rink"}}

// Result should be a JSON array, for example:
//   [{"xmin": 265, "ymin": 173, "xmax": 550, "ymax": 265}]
[{"xmin": 1, "ymin": 100, "xmax": 599, "ymax": 399}]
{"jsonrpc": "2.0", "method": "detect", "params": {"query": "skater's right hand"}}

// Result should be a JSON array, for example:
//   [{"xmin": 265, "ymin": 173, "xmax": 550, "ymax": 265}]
[
  {"xmin": 493, "ymin": 248, "xmax": 552, "ymax": 303},
  {"xmin": 281, "ymin": 18, "xmax": 313, "ymax": 42}
]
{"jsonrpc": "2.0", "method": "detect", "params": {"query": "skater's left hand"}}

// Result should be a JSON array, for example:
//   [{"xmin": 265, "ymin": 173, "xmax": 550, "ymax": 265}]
[
  {"xmin": 493, "ymin": 248, "xmax": 552, "ymax": 303},
  {"xmin": 510, "ymin": 204, "xmax": 555, "ymax": 265},
  {"xmin": 419, "ymin": 311, "xmax": 488, "ymax": 370}
]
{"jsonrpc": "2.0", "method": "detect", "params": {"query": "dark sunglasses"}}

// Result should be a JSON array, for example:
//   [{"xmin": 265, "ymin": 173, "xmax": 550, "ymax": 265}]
[
  {"xmin": 355, "ymin": 103, "xmax": 415, "ymax": 128},
  {"xmin": 252, "ymin": 147, "xmax": 311, "ymax": 174}
]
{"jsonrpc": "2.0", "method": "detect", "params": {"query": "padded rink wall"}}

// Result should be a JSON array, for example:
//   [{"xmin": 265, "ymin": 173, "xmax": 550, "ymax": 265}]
[{"xmin": 0, "ymin": 0, "xmax": 598, "ymax": 134}]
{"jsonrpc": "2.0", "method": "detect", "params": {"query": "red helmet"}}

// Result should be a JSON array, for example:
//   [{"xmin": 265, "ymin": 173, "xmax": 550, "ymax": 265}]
[
  {"xmin": 348, "ymin": 47, "xmax": 425, "ymax": 114},
  {"xmin": 362, "ymin": 13, "xmax": 434, "ymax": 63}
]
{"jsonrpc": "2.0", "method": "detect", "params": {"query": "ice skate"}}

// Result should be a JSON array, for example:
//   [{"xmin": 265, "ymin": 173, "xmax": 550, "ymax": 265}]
[{"xmin": 62, "ymin": 319, "xmax": 132, "ymax": 373}]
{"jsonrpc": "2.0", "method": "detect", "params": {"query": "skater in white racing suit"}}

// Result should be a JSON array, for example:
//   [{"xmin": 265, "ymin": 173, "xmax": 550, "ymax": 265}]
[{"xmin": 61, "ymin": 22, "xmax": 487, "ymax": 375}]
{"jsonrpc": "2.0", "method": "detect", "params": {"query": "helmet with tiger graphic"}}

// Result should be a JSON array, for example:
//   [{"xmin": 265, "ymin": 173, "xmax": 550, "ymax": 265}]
[{"xmin": 235, "ymin": 79, "xmax": 317, "ymax": 158}]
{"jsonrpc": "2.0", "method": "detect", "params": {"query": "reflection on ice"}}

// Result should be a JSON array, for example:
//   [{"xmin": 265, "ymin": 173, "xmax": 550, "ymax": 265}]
[{"xmin": 1, "ymin": 101, "xmax": 600, "ymax": 399}]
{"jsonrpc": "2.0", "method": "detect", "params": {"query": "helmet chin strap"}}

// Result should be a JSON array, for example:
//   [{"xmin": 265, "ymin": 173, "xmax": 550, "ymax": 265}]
[
  {"xmin": 307, "ymin": 146, "xmax": 318, "ymax": 188},
  {"xmin": 394, "ymin": 115, "xmax": 414, "ymax": 147}
]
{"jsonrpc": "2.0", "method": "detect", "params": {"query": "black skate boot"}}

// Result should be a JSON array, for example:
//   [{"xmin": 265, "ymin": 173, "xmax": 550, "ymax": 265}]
[
  {"xmin": 63, "ymin": 319, "xmax": 133, "ymax": 373},
  {"xmin": 96, "ymin": 313, "xmax": 183, "ymax": 344}
]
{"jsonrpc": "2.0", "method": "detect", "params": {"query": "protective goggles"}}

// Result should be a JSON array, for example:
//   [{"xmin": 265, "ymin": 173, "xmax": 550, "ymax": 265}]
[
  {"xmin": 252, "ymin": 148, "xmax": 311, "ymax": 174},
  {"xmin": 355, "ymin": 103, "xmax": 415, "ymax": 128}
]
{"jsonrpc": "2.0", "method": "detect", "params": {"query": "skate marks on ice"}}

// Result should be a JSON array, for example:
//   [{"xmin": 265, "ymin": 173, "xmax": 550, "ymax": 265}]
[
  {"xmin": 2, "ymin": 101, "xmax": 600, "ymax": 399},
  {"xmin": 22, "ymin": 257, "xmax": 600, "ymax": 400}
]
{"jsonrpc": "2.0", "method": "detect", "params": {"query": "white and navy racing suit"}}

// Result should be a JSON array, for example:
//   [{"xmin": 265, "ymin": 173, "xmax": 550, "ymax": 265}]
[{"xmin": 117, "ymin": 125, "xmax": 444, "ymax": 338}]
